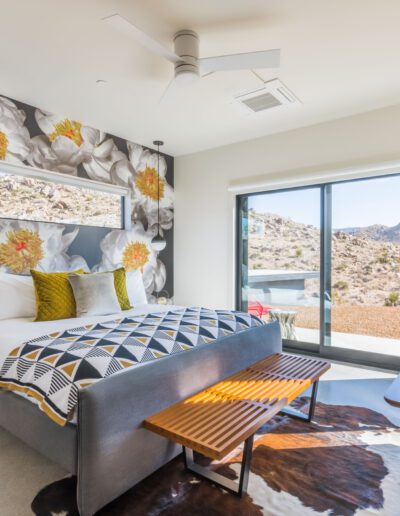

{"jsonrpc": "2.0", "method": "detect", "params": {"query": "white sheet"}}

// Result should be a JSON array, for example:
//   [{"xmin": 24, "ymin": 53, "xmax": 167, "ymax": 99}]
[{"xmin": 0, "ymin": 304, "xmax": 181, "ymax": 365}]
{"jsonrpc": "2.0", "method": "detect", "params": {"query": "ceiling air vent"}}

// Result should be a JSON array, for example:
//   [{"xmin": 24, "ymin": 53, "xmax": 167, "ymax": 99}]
[{"xmin": 233, "ymin": 79, "xmax": 300, "ymax": 114}]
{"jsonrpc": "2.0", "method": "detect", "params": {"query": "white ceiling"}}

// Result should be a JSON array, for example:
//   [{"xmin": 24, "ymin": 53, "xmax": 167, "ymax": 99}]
[{"xmin": 2, "ymin": 0, "xmax": 400, "ymax": 156}]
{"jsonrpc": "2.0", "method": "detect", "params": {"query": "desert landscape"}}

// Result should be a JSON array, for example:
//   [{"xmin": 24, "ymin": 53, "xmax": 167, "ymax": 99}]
[
  {"xmin": 0, "ymin": 174, "xmax": 121, "ymax": 228},
  {"xmin": 248, "ymin": 209, "xmax": 400, "ymax": 339}
]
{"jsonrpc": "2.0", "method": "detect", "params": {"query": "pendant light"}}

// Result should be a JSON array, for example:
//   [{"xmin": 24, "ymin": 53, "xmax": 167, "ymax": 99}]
[{"xmin": 151, "ymin": 140, "xmax": 167, "ymax": 252}]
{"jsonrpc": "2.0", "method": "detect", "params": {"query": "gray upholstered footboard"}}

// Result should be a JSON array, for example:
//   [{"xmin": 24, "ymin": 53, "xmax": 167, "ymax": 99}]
[{"xmin": 77, "ymin": 321, "xmax": 281, "ymax": 515}]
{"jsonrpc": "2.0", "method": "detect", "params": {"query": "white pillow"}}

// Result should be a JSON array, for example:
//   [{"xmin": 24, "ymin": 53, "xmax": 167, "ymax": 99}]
[
  {"xmin": 126, "ymin": 270, "xmax": 148, "ymax": 306},
  {"xmin": 0, "ymin": 272, "xmax": 36, "ymax": 320},
  {"xmin": 68, "ymin": 272, "xmax": 121, "ymax": 317}
]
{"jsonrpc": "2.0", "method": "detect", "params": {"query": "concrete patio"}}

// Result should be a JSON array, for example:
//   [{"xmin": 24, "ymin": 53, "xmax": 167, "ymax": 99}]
[{"xmin": 296, "ymin": 327, "xmax": 400, "ymax": 357}]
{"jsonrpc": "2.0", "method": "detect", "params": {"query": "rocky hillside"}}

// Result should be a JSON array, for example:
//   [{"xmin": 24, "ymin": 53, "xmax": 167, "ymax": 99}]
[
  {"xmin": 248, "ymin": 210, "xmax": 400, "ymax": 306},
  {"xmin": 0, "ymin": 174, "xmax": 120, "ymax": 227},
  {"xmin": 340, "ymin": 223, "xmax": 400, "ymax": 243}
]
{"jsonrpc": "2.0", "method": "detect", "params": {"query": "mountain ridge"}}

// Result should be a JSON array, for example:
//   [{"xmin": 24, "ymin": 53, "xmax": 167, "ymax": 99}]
[{"xmin": 338, "ymin": 223, "xmax": 400, "ymax": 243}]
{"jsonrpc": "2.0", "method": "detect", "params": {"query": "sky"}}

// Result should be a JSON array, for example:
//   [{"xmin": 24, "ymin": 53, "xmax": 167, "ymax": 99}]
[{"xmin": 248, "ymin": 175, "xmax": 400, "ymax": 229}]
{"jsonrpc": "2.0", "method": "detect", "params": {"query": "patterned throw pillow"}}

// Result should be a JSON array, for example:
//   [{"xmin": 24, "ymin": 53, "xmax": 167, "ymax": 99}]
[{"xmin": 31, "ymin": 269, "xmax": 85, "ymax": 322}]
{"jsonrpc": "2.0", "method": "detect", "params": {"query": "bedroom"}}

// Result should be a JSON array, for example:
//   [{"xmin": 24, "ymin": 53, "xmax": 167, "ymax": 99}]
[{"xmin": 1, "ymin": 1, "xmax": 400, "ymax": 515}]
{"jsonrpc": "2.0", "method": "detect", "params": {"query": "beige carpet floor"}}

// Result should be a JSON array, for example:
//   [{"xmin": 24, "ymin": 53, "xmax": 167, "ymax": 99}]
[{"xmin": 0, "ymin": 425, "xmax": 65, "ymax": 516}]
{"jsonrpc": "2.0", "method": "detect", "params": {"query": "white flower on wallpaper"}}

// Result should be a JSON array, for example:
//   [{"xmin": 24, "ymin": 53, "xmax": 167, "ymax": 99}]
[
  {"xmin": 0, "ymin": 220, "xmax": 89, "ymax": 275},
  {"xmin": 28, "ymin": 110, "xmax": 124, "ymax": 177},
  {"xmin": 28, "ymin": 110, "xmax": 86, "ymax": 174},
  {"xmin": 0, "ymin": 96, "xmax": 32, "ymax": 164},
  {"xmin": 96, "ymin": 222, "xmax": 166, "ymax": 293},
  {"xmin": 81, "ymin": 128, "xmax": 125, "ymax": 183},
  {"xmin": 111, "ymin": 142, "xmax": 174, "ymax": 230}
]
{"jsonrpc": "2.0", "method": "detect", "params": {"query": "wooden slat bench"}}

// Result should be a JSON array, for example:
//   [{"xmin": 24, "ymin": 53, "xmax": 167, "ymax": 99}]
[{"xmin": 144, "ymin": 353, "xmax": 330, "ymax": 496}]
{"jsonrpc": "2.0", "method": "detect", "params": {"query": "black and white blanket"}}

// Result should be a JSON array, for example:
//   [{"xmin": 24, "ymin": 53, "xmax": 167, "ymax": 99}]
[{"xmin": 0, "ymin": 307, "xmax": 263, "ymax": 425}]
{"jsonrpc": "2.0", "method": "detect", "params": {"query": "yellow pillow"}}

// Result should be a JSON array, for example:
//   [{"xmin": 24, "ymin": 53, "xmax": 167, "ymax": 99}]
[
  {"xmin": 31, "ymin": 269, "xmax": 85, "ymax": 322},
  {"xmin": 112, "ymin": 268, "xmax": 132, "ymax": 311}
]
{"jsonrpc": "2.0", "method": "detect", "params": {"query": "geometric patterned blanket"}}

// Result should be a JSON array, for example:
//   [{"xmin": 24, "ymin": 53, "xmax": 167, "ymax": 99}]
[{"xmin": 0, "ymin": 308, "xmax": 263, "ymax": 426}]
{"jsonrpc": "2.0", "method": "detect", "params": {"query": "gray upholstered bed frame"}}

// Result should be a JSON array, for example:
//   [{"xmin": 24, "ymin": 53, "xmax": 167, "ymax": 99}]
[{"xmin": 0, "ymin": 321, "xmax": 281, "ymax": 515}]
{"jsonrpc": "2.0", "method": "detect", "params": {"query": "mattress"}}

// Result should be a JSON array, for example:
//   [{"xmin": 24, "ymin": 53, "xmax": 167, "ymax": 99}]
[{"xmin": 0, "ymin": 303, "xmax": 180, "ymax": 421}]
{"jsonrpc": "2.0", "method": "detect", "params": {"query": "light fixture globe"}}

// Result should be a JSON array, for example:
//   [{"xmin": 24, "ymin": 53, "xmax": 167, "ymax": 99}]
[{"xmin": 175, "ymin": 67, "xmax": 199, "ymax": 84}]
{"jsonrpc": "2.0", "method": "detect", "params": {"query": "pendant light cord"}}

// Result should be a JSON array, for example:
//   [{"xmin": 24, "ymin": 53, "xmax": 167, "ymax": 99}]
[
  {"xmin": 157, "ymin": 143, "xmax": 160, "ymax": 302},
  {"xmin": 157, "ymin": 142, "xmax": 160, "ymax": 231}
]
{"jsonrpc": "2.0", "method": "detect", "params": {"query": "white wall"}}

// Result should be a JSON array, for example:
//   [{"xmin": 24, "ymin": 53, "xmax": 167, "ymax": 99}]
[{"xmin": 174, "ymin": 104, "xmax": 400, "ymax": 309}]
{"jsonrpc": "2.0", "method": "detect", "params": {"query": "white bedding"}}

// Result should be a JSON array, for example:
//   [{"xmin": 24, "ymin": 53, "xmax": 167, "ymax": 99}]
[
  {"xmin": 0, "ymin": 303, "xmax": 180, "ymax": 368},
  {"xmin": 0, "ymin": 304, "xmax": 181, "ymax": 421}
]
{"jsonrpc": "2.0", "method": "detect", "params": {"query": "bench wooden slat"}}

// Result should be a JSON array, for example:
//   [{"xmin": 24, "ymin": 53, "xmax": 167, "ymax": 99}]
[
  {"xmin": 144, "ymin": 353, "xmax": 330, "ymax": 460},
  {"xmin": 210, "ymin": 401, "xmax": 286, "ymax": 452}
]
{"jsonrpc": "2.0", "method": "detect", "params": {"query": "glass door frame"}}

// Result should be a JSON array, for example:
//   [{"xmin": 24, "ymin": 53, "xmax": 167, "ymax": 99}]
[{"xmin": 236, "ymin": 174, "xmax": 400, "ymax": 371}]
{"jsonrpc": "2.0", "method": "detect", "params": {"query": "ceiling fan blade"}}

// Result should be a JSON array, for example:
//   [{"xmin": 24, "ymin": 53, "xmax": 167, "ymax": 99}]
[
  {"xmin": 199, "ymin": 49, "xmax": 280, "ymax": 74},
  {"xmin": 158, "ymin": 77, "xmax": 176, "ymax": 104},
  {"xmin": 103, "ymin": 14, "xmax": 181, "ymax": 64},
  {"xmin": 200, "ymin": 71, "xmax": 215, "ymax": 79}
]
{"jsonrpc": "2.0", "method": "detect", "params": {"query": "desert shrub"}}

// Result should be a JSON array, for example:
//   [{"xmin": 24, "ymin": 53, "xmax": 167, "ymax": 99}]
[
  {"xmin": 378, "ymin": 251, "xmax": 389, "ymax": 264},
  {"xmin": 335, "ymin": 262, "xmax": 347, "ymax": 271},
  {"xmin": 385, "ymin": 292, "xmax": 399, "ymax": 306},
  {"xmin": 295, "ymin": 247, "xmax": 302, "ymax": 258},
  {"xmin": 333, "ymin": 280, "xmax": 349, "ymax": 291},
  {"xmin": 332, "ymin": 292, "xmax": 344, "ymax": 304}
]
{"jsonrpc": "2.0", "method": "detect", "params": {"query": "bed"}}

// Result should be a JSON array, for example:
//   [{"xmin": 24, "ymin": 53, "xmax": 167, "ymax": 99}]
[{"xmin": 0, "ymin": 304, "xmax": 282, "ymax": 515}]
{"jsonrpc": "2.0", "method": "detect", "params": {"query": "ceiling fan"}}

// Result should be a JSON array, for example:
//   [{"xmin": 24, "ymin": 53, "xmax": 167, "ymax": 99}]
[{"xmin": 103, "ymin": 14, "xmax": 280, "ymax": 84}]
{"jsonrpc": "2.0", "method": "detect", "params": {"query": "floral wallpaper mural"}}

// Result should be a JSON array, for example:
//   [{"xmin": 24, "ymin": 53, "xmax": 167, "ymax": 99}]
[
  {"xmin": 95, "ymin": 223, "xmax": 165, "ymax": 294},
  {"xmin": 0, "ymin": 95, "xmax": 174, "ymax": 299},
  {"xmin": 0, "ymin": 220, "xmax": 88, "ymax": 275}
]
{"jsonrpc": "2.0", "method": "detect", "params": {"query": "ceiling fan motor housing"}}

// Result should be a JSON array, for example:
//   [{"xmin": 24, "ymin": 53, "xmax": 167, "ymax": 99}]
[{"xmin": 174, "ymin": 30, "xmax": 199, "ymax": 81}]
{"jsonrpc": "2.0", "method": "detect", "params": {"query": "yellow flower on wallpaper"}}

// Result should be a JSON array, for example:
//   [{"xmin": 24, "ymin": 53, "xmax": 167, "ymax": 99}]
[
  {"xmin": 0, "ymin": 131, "xmax": 9, "ymax": 160},
  {"xmin": 48, "ymin": 118, "xmax": 84, "ymax": 147},
  {"xmin": 0, "ymin": 221, "xmax": 89, "ymax": 274},
  {"xmin": 97, "ymin": 222, "xmax": 165, "ymax": 294},
  {"xmin": 135, "ymin": 166, "xmax": 165, "ymax": 202},
  {"xmin": 111, "ymin": 143, "xmax": 173, "ymax": 230},
  {"xmin": 0, "ymin": 229, "xmax": 44, "ymax": 274},
  {"xmin": 122, "ymin": 241, "xmax": 150, "ymax": 272},
  {"xmin": 28, "ymin": 110, "xmax": 125, "ymax": 178}
]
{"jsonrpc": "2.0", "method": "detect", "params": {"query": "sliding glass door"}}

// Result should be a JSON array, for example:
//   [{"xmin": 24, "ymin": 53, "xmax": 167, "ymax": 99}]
[
  {"xmin": 329, "ymin": 176, "xmax": 400, "ymax": 358},
  {"xmin": 237, "ymin": 186, "xmax": 321, "ymax": 351},
  {"xmin": 237, "ymin": 173, "xmax": 400, "ymax": 368}
]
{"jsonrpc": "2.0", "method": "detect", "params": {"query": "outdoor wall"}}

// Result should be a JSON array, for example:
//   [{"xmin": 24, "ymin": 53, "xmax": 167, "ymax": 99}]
[{"xmin": 174, "ymin": 103, "xmax": 400, "ymax": 309}]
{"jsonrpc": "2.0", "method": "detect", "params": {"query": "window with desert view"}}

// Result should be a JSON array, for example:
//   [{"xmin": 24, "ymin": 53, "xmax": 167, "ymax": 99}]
[
  {"xmin": 239, "ymin": 175, "xmax": 400, "ymax": 359},
  {"xmin": 0, "ymin": 173, "xmax": 122, "ymax": 228}
]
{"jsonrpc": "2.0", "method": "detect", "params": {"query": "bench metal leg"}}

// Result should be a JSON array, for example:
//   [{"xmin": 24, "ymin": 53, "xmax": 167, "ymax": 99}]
[
  {"xmin": 280, "ymin": 380, "xmax": 319, "ymax": 422},
  {"xmin": 183, "ymin": 434, "xmax": 254, "ymax": 497}
]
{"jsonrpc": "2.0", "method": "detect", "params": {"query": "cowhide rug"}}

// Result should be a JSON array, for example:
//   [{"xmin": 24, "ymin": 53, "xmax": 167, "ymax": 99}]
[{"xmin": 31, "ymin": 399, "xmax": 400, "ymax": 516}]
